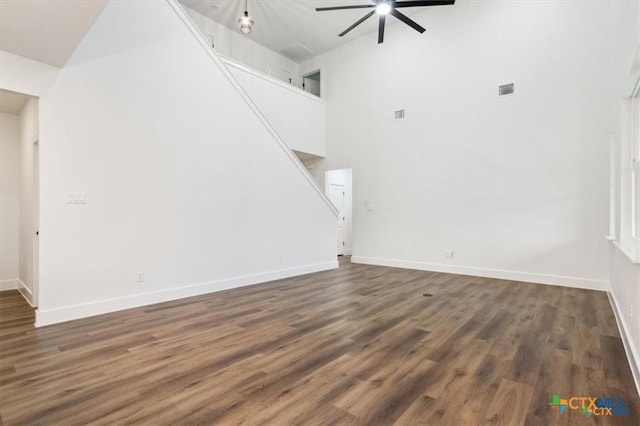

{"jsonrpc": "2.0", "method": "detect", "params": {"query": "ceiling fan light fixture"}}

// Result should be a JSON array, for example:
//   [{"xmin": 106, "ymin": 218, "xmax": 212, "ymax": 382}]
[
  {"xmin": 238, "ymin": 0, "xmax": 254, "ymax": 34},
  {"xmin": 376, "ymin": 2, "xmax": 392, "ymax": 15},
  {"xmin": 316, "ymin": 0, "xmax": 456, "ymax": 44}
]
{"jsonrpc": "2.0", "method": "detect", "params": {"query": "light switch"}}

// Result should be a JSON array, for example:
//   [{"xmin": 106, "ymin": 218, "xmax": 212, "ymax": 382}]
[{"xmin": 67, "ymin": 192, "xmax": 87, "ymax": 204}]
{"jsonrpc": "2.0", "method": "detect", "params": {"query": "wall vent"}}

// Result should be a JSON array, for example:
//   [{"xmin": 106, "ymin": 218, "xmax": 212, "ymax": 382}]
[
  {"xmin": 281, "ymin": 43, "xmax": 314, "ymax": 62},
  {"xmin": 394, "ymin": 109, "xmax": 405, "ymax": 120},
  {"xmin": 498, "ymin": 83, "xmax": 515, "ymax": 96}
]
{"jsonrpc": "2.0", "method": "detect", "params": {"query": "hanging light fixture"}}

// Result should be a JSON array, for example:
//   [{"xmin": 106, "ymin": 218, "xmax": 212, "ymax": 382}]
[{"xmin": 238, "ymin": 0, "xmax": 254, "ymax": 34}]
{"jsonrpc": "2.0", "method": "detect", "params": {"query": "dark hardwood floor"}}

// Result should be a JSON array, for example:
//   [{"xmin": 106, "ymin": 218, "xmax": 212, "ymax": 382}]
[{"xmin": 0, "ymin": 259, "xmax": 638, "ymax": 425}]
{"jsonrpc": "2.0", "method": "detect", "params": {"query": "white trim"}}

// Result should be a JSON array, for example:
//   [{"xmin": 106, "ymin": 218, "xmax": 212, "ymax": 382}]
[
  {"xmin": 351, "ymin": 256, "xmax": 607, "ymax": 291},
  {"xmin": 220, "ymin": 56, "xmax": 326, "ymax": 105},
  {"xmin": 345, "ymin": 249, "xmax": 353, "ymax": 256},
  {"xmin": 167, "ymin": 1, "xmax": 338, "ymax": 218},
  {"xmin": 18, "ymin": 280, "xmax": 36, "ymax": 307},
  {"xmin": 613, "ymin": 240, "xmax": 640, "ymax": 264},
  {"xmin": 607, "ymin": 289, "xmax": 640, "ymax": 398},
  {"xmin": 35, "ymin": 261, "xmax": 338, "ymax": 327},
  {"xmin": 0, "ymin": 279, "xmax": 18, "ymax": 291}
]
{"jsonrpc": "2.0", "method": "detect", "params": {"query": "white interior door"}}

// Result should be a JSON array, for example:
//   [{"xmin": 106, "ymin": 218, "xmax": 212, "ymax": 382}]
[{"xmin": 329, "ymin": 184, "xmax": 345, "ymax": 255}]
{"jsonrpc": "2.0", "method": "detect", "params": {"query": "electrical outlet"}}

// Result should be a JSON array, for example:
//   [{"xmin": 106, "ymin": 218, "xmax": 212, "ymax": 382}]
[
  {"xmin": 628, "ymin": 304, "xmax": 633, "ymax": 322},
  {"xmin": 137, "ymin": 271, "xmax": 144, "ymax": 283},
  {"xmin": 278, "ymin": 256, "xmax": 284, "ymax": 264},
  {"xmin": 445, "ymin": 250, "xmax": 455, "ymax": 258}
]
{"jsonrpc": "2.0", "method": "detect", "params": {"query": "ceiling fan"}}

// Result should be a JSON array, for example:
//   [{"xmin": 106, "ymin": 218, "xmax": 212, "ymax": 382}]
[{"xmin": 316, "ymin": 0, "xmax": 455, "ymax": 44}]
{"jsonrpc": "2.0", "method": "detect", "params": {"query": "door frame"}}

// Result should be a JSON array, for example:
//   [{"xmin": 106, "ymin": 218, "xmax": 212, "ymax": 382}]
[
  {"xmin": 32, "ymin": 139, "xmax": 39, "ymax": 307},
  {"xmin": 325, "ymin": 168, "xmax": 353, "ymax": 256},
  {"xmin": 328, "ymin": 183, "xmax": 346, "ymax": 255},
  {"xmin": 301, "ymin": 68, "xmax": 322, "ymax": 97}
]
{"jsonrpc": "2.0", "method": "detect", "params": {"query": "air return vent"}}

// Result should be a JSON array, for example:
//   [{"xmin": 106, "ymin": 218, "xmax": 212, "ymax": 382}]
[
  {"xmin": 281, "ymin": 43, "xmax": 314, "ymax": 62},
  {"xmin": 394, "ymin": 109, "xmax": 405, "ymax": 120},
  {"xmin": 498, "ymin": 83, "xmax": 515, "ymax": 96}
]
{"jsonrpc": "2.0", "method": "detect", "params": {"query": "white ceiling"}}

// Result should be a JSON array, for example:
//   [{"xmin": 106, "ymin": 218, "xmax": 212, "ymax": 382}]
[
  {"xmin": 0, "ymin": 89, "xmax": 32, "ymax": 115},
  {"xmin": 0, "ymin": 0, "xmax": 108, "ymax": 67},
  {"xmin": 179, "ymin": 0, "xmax": 431, "ymax": 61}
]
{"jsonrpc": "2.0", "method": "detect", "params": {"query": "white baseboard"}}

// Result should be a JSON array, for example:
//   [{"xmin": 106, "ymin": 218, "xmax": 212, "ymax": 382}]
[
  {"xmin": 345, "ymin": 249, "xmax": 353, "ymax": 256},
  {"xmin": 350, "ymin": 256, "xmax": 607, "ymax": 291},
  {"xmin": 17, "ymin": 280, "xmax": 36, "ymax": 307},
  {"xmin": 0, "ymin": 279, "xmax": 18, "ymax": 291},
  {"xmin": 608, "ymin": 290, "xmax": 640, "ymax": 398},
  {"xmin": 36, "ymin": 260, "xmax": 338, "ymax": 327}
]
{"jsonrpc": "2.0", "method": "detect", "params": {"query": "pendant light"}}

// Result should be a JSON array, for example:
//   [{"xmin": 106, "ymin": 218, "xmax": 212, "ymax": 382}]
[{"xmin": 238, "ymin": 0, "xmax": 254, "ymax": 34}]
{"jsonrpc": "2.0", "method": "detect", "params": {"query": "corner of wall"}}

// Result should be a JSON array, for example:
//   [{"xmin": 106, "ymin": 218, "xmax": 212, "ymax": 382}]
[{"xmin": 18, "ymin": 279, "xmax": 36, "ymax": 307}]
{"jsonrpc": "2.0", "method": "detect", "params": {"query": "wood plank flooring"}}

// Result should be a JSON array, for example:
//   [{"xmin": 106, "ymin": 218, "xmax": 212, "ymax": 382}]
[{"xmin": 0, "ymin": 258, "xmax": 638, "ymax": 425}]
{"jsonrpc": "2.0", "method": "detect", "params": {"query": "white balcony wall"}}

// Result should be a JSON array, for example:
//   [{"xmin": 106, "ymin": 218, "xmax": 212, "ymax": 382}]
[
  {"xmin": 224, "ymin": 57, "xmax": 327, "ymax": 158},
  {"xmin": 181, "ymin": 5, "xmax": 299, "ymax": 86}
]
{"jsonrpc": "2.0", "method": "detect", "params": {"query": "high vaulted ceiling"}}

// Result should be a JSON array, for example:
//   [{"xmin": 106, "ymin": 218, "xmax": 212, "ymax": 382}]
[
  {"xmin": 0, "ymin": 0, "xmax": 445, "ymax": 67},
  {"xmin": 0, "ymin": 0, "xmax": 108, "ymax": 67},
  {"xmin": 179, "ymin": 0, "xmax": 430, "ymax": 61}
]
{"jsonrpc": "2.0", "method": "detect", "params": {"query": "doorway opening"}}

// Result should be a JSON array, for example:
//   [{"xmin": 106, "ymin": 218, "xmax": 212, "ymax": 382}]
[
  {"xmin": 325, "ymin": 168, "xmax": 352, "ymax": 256},
  {"xmin": 302, "ymin": 69, "xmax": 321, "ymax": 97},
  {"xmin": 0, "ymin": 89, "xmax": 39, "ymax": 307}
]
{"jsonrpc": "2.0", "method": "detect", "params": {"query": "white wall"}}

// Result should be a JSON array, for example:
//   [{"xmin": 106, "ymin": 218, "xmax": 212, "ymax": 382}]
[
  {"xmin": 0, "ymin": 51, "xmax": 59, "ymax": 97},
  {"xmin": 223, "ymin": 57, "xmax": 327, "ymax": 157},
  {"xmin": 35, "ymin": 0, "xmax": 337, "ymax": 325},
  {"xmin": 183, "ymin": 6, "xmax": 299, "ymax": 86},
  {"xmin": 326, "ymin": 169, "xmax": 352, "ymax": 255},
  {"xmin": 607, "ymin": 0, "xmax": 640, "ymax": 396},
  {"xmin": 0, "ymin": 112, "xmax": 20, "ymax": 289},
  {"xmin": 18, "ymin": 98, "xmax": 38, "ymax": 304},
  {"xmin": 301, "ymin": 0, "xmax": 640, "ymax": 290}
]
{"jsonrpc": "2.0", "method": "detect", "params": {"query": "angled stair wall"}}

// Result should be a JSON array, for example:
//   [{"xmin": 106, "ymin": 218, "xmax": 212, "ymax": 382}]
[{"xmin": 35, "ymin": 0, "xmax": 338, "ymax": 325}]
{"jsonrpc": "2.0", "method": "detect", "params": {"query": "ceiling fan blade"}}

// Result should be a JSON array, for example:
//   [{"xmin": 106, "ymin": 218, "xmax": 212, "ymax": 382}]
[
  {"xmin": 378, "ymin": 14, "xmax": 386, "ymax": 44},
  {"xmin": 390, "ymin": 9, "xmax": 426, "ymax": 33},
  {"xmin": 316, "ymin": 5, "xmax": 375, "ymax": 11},
  {"xmin": 338, "ymin": 10, "xmax": 376, "ymax": 37},
  {"xmin": 394, "ymin": 0, "xmax": 455, "ymax": 7}
]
